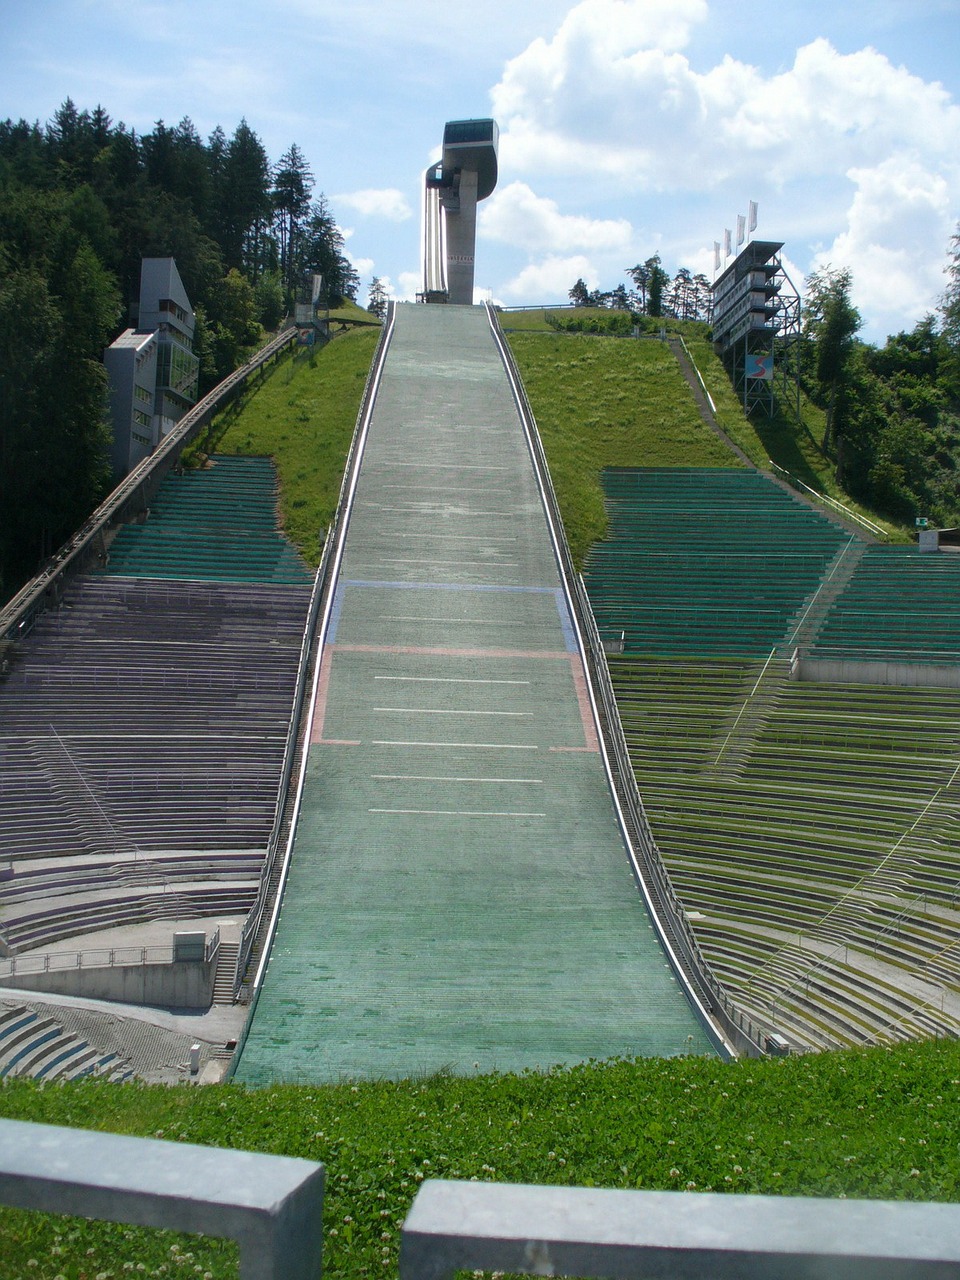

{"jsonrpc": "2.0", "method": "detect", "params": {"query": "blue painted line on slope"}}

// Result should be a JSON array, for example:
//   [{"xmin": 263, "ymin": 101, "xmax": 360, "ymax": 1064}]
[
  {"xmin": 341, "ymin": 579, "xmax": 557, "ymax": 595},
  {"xmin": 326, "ymin": 582, "xmax": 347, "ymax": 645},
  {"xmin": 554, "ymin": 588, "xmax": 578, "ymax": 654}
]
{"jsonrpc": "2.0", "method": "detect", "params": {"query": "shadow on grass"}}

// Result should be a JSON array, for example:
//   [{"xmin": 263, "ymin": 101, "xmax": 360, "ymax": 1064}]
[{"xmin": 752, "ymin": 399, "xmax": 831, "ymax": 492}]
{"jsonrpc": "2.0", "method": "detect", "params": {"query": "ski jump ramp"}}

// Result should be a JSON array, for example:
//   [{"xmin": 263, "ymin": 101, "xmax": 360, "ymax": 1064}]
[{"xmin": 235, "ymin": 304, "xmax": 714, "ymax": 1083}]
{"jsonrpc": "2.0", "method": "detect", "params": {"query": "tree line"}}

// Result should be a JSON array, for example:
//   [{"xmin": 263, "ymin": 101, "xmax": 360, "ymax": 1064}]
[
  {"xmin": 566, "ymin": 236, "xmax": 960, "ymax": 529},
  {"xmin": 799, "ymin": 251, "xmax": 960, "ymax": 526},
  {"xmin": 0, "ymin": 99, "xmax": 360, "ymax": 598},
  {"xmin": 569, "ymin": 254, "xmax": 713, "ymax": 323}
]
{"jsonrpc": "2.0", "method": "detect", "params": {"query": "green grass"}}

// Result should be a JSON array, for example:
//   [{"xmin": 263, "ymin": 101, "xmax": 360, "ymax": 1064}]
[
  {"xmin": 326, "ymin": 299, "xmax": 382, "ymax": 329},
  {"xmin": 2, "ymin": 1041, "xmax": 960, "ymax": 1279},
  {"xmin": 507, "ymin": 332, "xmax": 740, "ymax": 564},
  {"xmin": 192, "ymin": 327, "xmax": 380, "ymax": 566},
  {"xmin": 497, "ymin": 307, "xmax": 570, "ymax": 331}
]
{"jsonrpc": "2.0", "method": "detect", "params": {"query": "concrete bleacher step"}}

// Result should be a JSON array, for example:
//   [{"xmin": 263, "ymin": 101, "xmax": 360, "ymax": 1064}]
[
  {"xmin": 30, "ymin": 737, "xmax": 130, "ymax": 859},
  {"xmin": 0, "ymin": 1013, "xmax": 57, "ymax": 1069},
  {"xmin": 0, "ymin": 1004, "xmax": 136, "ymax": 1080},
  {"xmin": 36, "ymin": 1041, "xmax": 99, "ymax": 1080},
  {"xmin": 705, "ymin": 657, "xmax": 792, "ymax": 781},
  {"xmin": 783, "ymin": 536, "xmax": 869, "ymax": 651}
]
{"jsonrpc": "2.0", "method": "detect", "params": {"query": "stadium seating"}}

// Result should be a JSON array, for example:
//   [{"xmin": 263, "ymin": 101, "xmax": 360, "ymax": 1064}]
[
  {"xmin": 583, "ymin": 468, "xmax": 853, "ymax": 657},
  {"xmin": 581, "ymin": 464, "xmax": 960, "ymax": 1048},
  {"xmin": 103, "ymin": 455, "xmax": 312, "ymax": 586},
  {"xmin": 607, "ymin": 650, "xmax": 960, "ymax": 1048},
  {"xmin": 813, "ymin": 545, "xmax": 960, "ymax": 660},
  {"xmin": 0, "ymin": 456, "xmax": 312, "ymax": 959}
]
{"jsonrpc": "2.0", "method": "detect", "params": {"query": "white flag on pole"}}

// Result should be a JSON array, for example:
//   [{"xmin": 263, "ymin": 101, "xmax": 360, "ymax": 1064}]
[
  {"xmin": 736, "ymin": 214, "xmax": 746, "ymax": 246},
  {"xmin": 724, "ymin": 228, "xmax": 732, "ymax": 258},
  {"xmin": 748, "ymin": 200, "xmax": 758, "ymax": 233},
  {"xmin": 714, "ymin": 241, "xmax": 721, "ymax": 272}
]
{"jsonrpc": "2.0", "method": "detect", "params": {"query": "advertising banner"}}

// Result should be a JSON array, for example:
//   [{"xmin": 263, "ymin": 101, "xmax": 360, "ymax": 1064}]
[{"xmin": 745, "ymin": 353, "xmax": 773, "ymax": 380}]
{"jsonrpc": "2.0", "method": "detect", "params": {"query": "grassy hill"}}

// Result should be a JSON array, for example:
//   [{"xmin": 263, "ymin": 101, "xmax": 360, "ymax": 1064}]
[
  {"xmin": 190, "ymin": 325, "xmax": 381, "ymax": 566},
  {"xmin": 503, "ymin": 317, "xmax": 906, "ymax": 549},
  {"xmin": 506, "ymin": 331, "xmax": 740, "ymax": 564}
]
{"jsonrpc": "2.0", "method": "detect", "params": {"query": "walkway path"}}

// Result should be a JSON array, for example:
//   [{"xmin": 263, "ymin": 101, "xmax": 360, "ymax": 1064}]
[{"xmin": 235, "ymin": 304, "xmax": 714, "ymax": 1083}]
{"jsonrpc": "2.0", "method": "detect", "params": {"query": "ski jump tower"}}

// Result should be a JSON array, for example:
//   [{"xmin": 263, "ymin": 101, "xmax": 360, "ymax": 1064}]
[{"xmin": 421, "ymin": 119, "xmax": 499, "ymax": 305}]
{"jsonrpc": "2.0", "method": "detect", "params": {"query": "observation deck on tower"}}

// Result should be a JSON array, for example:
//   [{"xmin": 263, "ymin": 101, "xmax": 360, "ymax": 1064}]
[
  {"xmin": 712, "ymin": 240, "xmax": 801, "ymax": 419},
  {"xmin": 421, "ymin": 119, "xmax": 499, "ymax": 305}
]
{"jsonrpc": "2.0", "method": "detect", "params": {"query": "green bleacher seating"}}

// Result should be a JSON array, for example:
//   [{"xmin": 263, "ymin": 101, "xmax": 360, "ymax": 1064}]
[
  {"xmin": 814, "ymin": 546, "xmax": 960, "ymax": 661},
  {"xmin": 583, "ymin": 468, "xmax": 852, "ymax": 657},
  {"xmin": 102, "ymin": 455, "xmax": 312, "ymax": 586}
]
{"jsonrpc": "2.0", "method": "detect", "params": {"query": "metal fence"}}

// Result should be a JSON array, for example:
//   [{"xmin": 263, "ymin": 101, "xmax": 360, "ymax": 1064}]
[
  {"xmin": 0, "ymin": 929, "xmax": 220, "ymax": 981},
  {"xmin": 231, "ymin": 304, "xmax": 398, "ymax": 1013}
]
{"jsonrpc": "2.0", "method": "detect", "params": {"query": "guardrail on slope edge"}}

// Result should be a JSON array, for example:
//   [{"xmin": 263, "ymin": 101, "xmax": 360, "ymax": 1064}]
[
  {"xmin": 227, "ymin": 303, "xmax": 398, "ymax": 1056},
  {"xmin": 485, "ymin": 302, "xmax": 765, "ymax": 1059}
]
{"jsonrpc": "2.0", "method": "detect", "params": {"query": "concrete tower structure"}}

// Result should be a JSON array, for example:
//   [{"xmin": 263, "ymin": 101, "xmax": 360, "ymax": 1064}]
[
  {"xmin": 104, "ymin": 257, "xmax": 199, "ymax": 477},
  {"xmin": 422, "ymin": 119, "xmax": 498, "ymax": 304}
]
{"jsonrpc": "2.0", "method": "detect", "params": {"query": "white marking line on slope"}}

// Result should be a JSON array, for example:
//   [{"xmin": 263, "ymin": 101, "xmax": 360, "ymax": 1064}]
[
  {"xmin": 371, "ymin": 774, "xmax": 542, "ymax": 784},
  {"xmin": 374, "ymin": 707, "xmax": 532, "ymax": 717},
  {"xmin": 380, "ymin": 485, "xmax": 502, "ymax": 493},
  {"xmin": 374, "ymin": 557, "xmax": 518, "ymax": 568},
  {"xmin": 377, "ymin": 617, "xmax": 528, "ymax": 626},
  {"xmin": 384, "ymin": 462, "xmax": 511, "ymax": 470},
  {"xmin": 370, "ymin": 808, "xmax": 546, "ymax": 817},
  {"xmin": 358, "ymin": 504, "xmax": 514, "ymax": 514},
  {"xmin": 374, "ymin": 675, "xmax": 530, "ymax": 684},
  {"xmin": 396, "ymin": 533, "xmax": 519, "ymax": 543}
]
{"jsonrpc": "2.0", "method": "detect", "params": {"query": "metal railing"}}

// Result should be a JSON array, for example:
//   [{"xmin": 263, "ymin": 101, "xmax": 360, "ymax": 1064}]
[
  {"xmin": 0, "ymin": 1117, "xmax": 324, "ymax": 1280},
  {"xmin": 230, "ymin": 303, "xmax": 398, "ymax": 1029},
  {"xmin": 769, "ymin": 460, "xmax": 888, "ymax": 538},
  {"xmin": 0, "ymin": 930, "xmax": 219, "ymax": 981},
  {"xmin": 235, "ymin": 562, "xmax": 327, "ymax": 991}
]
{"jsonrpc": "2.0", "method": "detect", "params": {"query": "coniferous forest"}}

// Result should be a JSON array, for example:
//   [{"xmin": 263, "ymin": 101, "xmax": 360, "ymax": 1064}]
[{"xmin": 0, "ymin": 99, "xmax": 359, "ymax": 598}]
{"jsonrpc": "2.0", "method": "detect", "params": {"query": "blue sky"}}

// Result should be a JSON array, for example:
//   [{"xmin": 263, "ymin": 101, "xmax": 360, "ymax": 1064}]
[{"xmin": 2, "ymin": 0, "xmax": 959, "ymax": 343}]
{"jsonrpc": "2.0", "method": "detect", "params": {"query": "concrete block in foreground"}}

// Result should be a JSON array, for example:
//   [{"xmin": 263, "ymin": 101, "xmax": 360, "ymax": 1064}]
[
  {"xmin": 0, "ymin": 1117, "xmax": 324, "ymax": 1280},
  {"xmin": 401, "ymin": 1178, "xmax": 960, "ymax": 1280}
]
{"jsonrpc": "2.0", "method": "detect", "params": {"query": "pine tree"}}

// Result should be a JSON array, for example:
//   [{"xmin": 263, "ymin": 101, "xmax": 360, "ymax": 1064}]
[
  {"xmin": 218, "ymin": 119, "xmax": 272, "ymax": 278},
  {"xmin": 272, "ymin": 144, "xmax": 314, "ymax": 298},
  {"xmin": 367, "ymin": 276, "xmax": 388, "ymax": 320},
  {"xmin": 804, "ymin": 267, "xmax": 862, "ymax": 475}
]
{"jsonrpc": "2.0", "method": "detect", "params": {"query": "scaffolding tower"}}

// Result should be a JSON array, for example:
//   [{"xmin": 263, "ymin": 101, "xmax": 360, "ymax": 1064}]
[{"xmin": 712, "ymin": 241, "xmax": 801, "ymax": 419}]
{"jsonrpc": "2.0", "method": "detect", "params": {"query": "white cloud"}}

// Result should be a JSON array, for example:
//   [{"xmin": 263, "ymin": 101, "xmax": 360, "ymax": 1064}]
[
  {"xmin": 487, "ymin": 0, "xmax": 960, "ymax": 337},
  {"xmin": 493, "ymin": 7, "xmax": 960, "ymax": 190},
  {"xmin": 494, "ymin": 0, "xmax": 707, "ymax": 125},
  {"xmin": 397, "ymin": 271, "xmax": 422, "ymax": 302},
  {"xmin": 480, "ymin": 181, "xmax": 633, "ymax": 254},
  {"xmin": 333, "ymin": 188, "xmax": 413, "ymax": 221},
  {"xmin": 715, "ymin": 38, "xmax": 960, "ymax": 183},
  {"xmin": 814, "ymin": 155, "xmax": 954, "ymax": 335},
  {"xmin": 502, "ymin": 255, "xmax": 601, "ymax": 301}
]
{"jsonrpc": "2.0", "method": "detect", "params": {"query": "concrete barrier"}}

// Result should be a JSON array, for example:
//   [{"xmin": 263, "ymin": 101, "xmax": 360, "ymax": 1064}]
[
  {"xmin": 401, "ymin": 1179, "xmax": 960, "ymax": 1280},
  {"xmin": 0, "ymin": 1117, "xmax": 324, "ymax": 1280}
]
